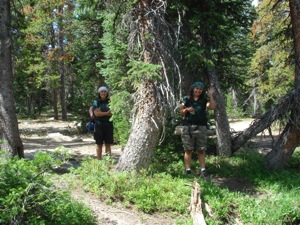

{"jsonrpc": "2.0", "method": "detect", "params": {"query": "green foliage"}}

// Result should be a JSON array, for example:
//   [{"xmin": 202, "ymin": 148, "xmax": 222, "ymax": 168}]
[
  {"xmin": 207, "ymin": 151, "xmax": 265, "ymax": 179},
  {"xmin": 123, "ymin": 172, "xmax": 190, "ymax": 214},
  {"xmin": 126, "ymin": 60, "xmax": 162, "ymax": 87},
  {"xmin": 176, "ymin": 0, "xmax": 255, "ymax": 89},
  {"xmin": 73, "ymin": 158, "xmax": 191, "ymax": 217},
  {"xmin": 250, "ymin": 0, "xmax": 294, "ymax": 110},
  {"xmin": 99, "ymin": 11, "xmax": 130, "ymax": 90},
  {"xmin": 31, "ymin": 147, "xmax": 74, "ymax": 171},
  {"xmin": 225, "ymin": 92, "xmax": 244, "ymax": 119},
  {"xmin": 109, "ymin": 91, "xmax": 133, "ymax": 146},
  {"xmin": 72, "ymin": 147, "xmax": 300, "ymax": 224},
  {"xmin": 203, "ymin": 151, "xmax": 300, "ymax": 224},
  {"xmin": 0, "ymin": 151, "xmax": 96, "ymax": 225},
  {"xmin": 13, "ymin": 0, "xmax": 76, "ymax": 117}
]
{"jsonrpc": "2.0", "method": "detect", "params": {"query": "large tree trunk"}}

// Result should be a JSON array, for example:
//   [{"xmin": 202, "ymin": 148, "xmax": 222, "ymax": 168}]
[
  {"xmin": 116, "ymin": 0, "xmax": 164, "ymax": 171},
  {"xmin": 115, "ymin": 82, "xmax": 164, "ymax": 171},
  {"xmin": 208, "ymin": 68, "xmax": 232, "ymax": 156},
  {"xmin": 264, "ymin": 120, "xmax": 300, "ymax": 170},
  {"xmin": 264, "ymin": 0, "xmax": 300, "ymax": 169},
  {"xmin": 0, "ymin": 0, "xmax": 24, "ymax": 157}
]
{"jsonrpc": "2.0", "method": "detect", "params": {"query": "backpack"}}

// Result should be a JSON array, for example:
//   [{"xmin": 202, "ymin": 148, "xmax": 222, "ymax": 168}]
[
  {"xmin": 86, "ymin": 121, "xmax": 95, "ymax": 132},
  {"xmin": 86, "ymin": 104, "xmax": 97, "ymax": 132}
]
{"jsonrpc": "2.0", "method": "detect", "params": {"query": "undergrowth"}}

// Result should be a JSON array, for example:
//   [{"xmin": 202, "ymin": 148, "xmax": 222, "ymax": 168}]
[
  {"xmin": 72, "ymin": 144, "xmax": 300, "ymax": 225},
  {"xmin": 0, "ymin": 150, "xmax": 96, "ymax": 225},
  {"xmin": 2, "ymin": 135, "xmax": 299, "ymax": 224}
]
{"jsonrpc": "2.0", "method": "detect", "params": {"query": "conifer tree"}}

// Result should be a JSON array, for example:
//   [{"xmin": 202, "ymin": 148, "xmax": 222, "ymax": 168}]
[{"xmin": 0, "ymin": 0, "xmax": 24, "ymax": 157}]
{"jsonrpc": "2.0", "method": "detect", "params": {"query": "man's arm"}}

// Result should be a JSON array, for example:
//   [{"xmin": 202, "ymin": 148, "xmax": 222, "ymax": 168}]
[
  {"xmin": 94, "ymin": 108, "xmax": 112, "ymax": 117},
  {"xmin": 180, "ymin": 102, "xmax": 195, "ymax": 116},
  {"xmin": 207, "ymin": 87, "xmax": 216, "ymax": 110}
]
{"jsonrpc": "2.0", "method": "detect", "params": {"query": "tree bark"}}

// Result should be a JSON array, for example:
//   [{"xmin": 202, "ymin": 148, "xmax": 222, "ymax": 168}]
[
  {"xmin": 232, "ymin": 110, "xmax": 274, "ymax": 153},
  {"xmin": 0, "ymin": 0, "xmax": 24, "ymax": 157},
  {"xmin": 58, "ymin": 5, "xmax": 67, "ymax": 120},
  {"xmin": 208, "ymin": 68, "xmax": 232, "ymax": 156},
  {"xmin": 116, "ymin": 0, "xmax": 164, "ymax": 171},
  {"xmin": 232, "ymin": 89, "xmax": 238, "ymax": 111},
  {"xmin": 264, "ymin": 120, "xmax": 300, "ymax": 170},
  {"xmin": 53, "ymin": 89, "xmax": 59, "ymax": 120},
  {"xmin": 289, "ymin": 0, "xmax": 300, "ymax": 89},
  {"xmin": 115, "ymin": 82, "xmax": 163, "ymax": 171}
]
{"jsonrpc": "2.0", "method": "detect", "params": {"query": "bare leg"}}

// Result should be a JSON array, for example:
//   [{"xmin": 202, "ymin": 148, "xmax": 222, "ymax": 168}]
[
  {"xmin": 197, "ymin": 150, "xmax": 206, "ymax": 169},
  {"xmin": 96, "ymin": 144, "xmax": 103, "ymax": 160},
  {"xmin": 105, "ymin": 144, "xmax": 111, "ymax": 157},
  {"xmin": 184, "ymin": 150, "xmax": 193, "ymax": 169}
]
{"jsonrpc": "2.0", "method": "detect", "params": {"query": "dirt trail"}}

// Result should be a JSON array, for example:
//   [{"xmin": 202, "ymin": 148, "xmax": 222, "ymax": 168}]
[{"xmin": 21, "ymin": 118, "xmax": 257, "ymax": 158}]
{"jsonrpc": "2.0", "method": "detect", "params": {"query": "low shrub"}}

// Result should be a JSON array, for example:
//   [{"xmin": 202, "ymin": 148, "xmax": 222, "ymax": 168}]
[{"xmin": 0, "ymin": 151, "xmax": 96, "ymax": 225}]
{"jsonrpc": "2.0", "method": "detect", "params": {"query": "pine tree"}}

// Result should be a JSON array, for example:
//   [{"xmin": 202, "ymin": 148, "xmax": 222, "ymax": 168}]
[{"xmin": 0, "ymin": 0, "xmax": 24, "ymax": 157}]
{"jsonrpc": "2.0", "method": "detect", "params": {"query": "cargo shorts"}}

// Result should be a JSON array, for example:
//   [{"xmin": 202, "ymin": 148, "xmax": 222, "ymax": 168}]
[{"xmin": 181, "ymin": 125, "xmax": 207, "ymax": 151}]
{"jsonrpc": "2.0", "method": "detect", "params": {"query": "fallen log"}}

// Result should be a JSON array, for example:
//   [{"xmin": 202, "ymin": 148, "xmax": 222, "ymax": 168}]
[{"xmin": 190, "ymin": 180, "xmax": 206, "ymax": 225}]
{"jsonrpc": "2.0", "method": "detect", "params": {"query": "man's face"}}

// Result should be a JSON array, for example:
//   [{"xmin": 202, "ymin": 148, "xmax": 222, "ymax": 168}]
[
  {"xmin": 100, "ymin": 90, "xmax": 107, "ymax": 99},
  {"xmin": 193, "ymin": 87, "xmax": 203, "ymax": 97}
]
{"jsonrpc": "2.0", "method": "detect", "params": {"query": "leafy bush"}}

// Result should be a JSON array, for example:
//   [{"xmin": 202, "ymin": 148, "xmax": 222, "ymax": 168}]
[{"xmin": 0, "ymin": 151, "xmax": 96, "ymax": 225}]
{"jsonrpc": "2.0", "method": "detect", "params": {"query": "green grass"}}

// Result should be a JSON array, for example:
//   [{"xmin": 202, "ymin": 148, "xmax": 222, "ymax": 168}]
[
  {"xmin": 2, "ymin": 137, "xmax": 299, "ymax": 224},
  {"xmin": 71, "ymin": 147, "xmax": 300, "ymax": 225}
]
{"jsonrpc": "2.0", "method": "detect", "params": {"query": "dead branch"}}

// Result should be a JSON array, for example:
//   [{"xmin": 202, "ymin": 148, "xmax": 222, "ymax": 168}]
[
  {"xmin": 190, "ymin": 180, "xmax": 206, "ymax": 225},
  {"xmin": 232, "ymin": 88, "xmax": 300, "ymax": 152}
]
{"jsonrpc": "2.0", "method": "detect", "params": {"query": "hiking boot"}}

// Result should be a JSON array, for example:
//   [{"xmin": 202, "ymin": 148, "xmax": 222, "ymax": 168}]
[{"xmin": 186, "ymin": 169, "xmax": 192, "ymax": 175}]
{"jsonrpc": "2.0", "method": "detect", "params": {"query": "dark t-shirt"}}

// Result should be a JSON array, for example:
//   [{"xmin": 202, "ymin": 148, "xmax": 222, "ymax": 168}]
[
  {"xmin": 182, "ymin": 96, "xmax": 208, "ymax": 126},
  {"xmin": 92, "ymin": 98, "xmax": 111, "ymax": 122}
]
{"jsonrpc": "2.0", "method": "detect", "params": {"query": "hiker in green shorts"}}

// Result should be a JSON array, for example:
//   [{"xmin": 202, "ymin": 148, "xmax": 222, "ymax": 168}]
[{"xmin": 179, "ymin": 82, "xmax": 216, "ymax": 176}]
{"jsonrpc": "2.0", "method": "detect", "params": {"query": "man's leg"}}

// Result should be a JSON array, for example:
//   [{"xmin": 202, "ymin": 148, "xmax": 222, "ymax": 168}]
[
  {"xmin": 197, "ymin": 149, "xmax": 206, "ymax": 169},
  {"xmin": 96, "ymin": 144, "xmax": 103, "ymax": 160},
  {"xmin": 184, "ymin": 150, "xmax": 193, "ymax": 173},
  {"xmin": 105, "ymin": 144, "xmax": 111, "ymax": 157}
]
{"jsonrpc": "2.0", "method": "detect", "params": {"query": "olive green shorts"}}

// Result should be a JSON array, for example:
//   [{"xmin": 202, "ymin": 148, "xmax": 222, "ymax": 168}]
[{"xmin": 181, "ymin": 125, "xmax": 207, "ymax": 151}]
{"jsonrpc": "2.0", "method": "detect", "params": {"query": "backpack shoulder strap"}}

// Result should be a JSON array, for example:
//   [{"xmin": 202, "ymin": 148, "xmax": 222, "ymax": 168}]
[{"xmin": 183, "ymin": 96, "xmax": 191, "ymax": 107}]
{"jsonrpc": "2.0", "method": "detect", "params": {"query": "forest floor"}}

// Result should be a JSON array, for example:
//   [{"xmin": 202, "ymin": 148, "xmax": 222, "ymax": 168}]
[{"xmin": 19, "ymin": 118, "xmax": 279, "ymax": 225}]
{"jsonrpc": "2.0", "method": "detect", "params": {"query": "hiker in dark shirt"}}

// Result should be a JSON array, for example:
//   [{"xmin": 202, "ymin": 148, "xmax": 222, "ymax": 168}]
[
  {"xmin": 180, "ymin": 82, "xmax": 216, "ymax": 176},
  {"xmin": 92, "ymin": 86, "xmax": 114, "ymax": 160}
]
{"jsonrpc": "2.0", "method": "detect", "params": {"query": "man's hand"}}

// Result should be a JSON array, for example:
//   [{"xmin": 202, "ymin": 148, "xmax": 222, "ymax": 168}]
[{"xmin": 208, "ymin": 86, "xmax": 215, "ymax": 97}]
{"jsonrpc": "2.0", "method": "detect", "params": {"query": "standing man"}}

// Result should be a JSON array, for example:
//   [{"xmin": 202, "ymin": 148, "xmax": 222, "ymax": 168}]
[
  {"xmin": 180, "ymin": 82, "xmax": 216, "ymax": 176},
  {"xmin": 92, "ymin": 86, "xmax": 114, "ymax": 160}
]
